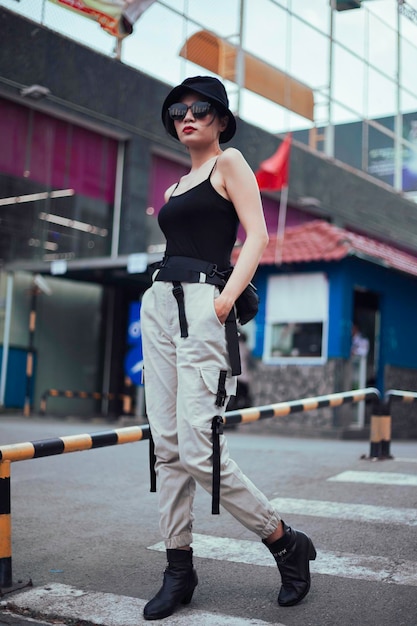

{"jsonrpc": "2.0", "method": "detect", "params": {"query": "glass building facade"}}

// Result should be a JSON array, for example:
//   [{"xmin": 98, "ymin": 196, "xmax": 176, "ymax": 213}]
[
  {"xmin": 3, "ymin": 0, "xmax": 417, "ymax": 197},
  {"xmin": 0, "ymin": 98, "xmax": 118, "ymax": 265}
]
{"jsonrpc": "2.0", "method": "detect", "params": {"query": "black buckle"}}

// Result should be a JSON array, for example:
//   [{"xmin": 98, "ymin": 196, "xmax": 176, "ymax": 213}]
[
  {"xmin": 212, "ymin": 414, "xmax": 224, "ymax": 435},
  {"xmin": 207, "ymin": 263, "xmax": 218, "ymax": 278},
  {"xmin": 172, "ymin": 284, "xmax": 183, "ymax": 298}
]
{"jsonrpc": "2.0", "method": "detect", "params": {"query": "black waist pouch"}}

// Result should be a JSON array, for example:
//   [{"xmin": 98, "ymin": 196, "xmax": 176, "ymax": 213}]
[
  {"xmin": 219, "ymin": 267, "xmax": 259, "ymax": 326},
  {"xmin": 235, "ymin": 281, "xmax": 259, "ymax": 325}
]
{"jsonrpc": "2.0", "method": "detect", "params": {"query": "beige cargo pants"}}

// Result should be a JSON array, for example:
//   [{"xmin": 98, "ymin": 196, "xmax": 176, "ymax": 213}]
[{"xmin": 141, "ymin": 281, "xmax": 281, "ymax": 549}]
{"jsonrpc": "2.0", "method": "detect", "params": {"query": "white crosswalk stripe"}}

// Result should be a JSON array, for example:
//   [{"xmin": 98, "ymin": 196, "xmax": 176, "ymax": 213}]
[
  {"xmin": 5, "ymin": 583, "xmax": 285, "ymax": 626},
  {"xmin": 269, "ymin": 496, "xmax": 417, "ymax": 526},
  {"xmin": 148, "ymin": 533, "xmax": 417, "ymax": 587},
  {"xmin": 328, "ymin": 470, "xmax": 417, "ymax": 486}
]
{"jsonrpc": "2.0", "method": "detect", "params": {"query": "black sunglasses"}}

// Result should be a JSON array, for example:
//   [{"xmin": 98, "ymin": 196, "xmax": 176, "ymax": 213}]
[{"xmin": 167, "ymin": 101, "xmax": 213, "ymax": 121}]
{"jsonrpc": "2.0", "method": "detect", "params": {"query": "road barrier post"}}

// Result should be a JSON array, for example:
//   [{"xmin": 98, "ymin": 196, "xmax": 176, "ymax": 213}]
[
  {"xmin": 0, "ymin": 460, "xmax": 12, "ymax": 588},
  {"xmin": 365, "ymin": 401, "xmax": 393, "ymax": 460}
]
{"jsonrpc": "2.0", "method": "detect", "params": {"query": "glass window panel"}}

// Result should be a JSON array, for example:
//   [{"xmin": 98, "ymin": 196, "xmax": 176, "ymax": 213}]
[
  {"xmin": 333, "ymin": 43, "xmax": 365, "ymax": 121},
  {"xmin": 245, "ymin": 1, "xmax": 287, "ymax": 65},
  {"xmin": 290, "ymin": 19, "xmax": 329, "ymax": 90},
  {"xmin": 400, "ymin": 87, "xmax": 417, "ymax": 117},
  {"xmin": 400, "ymin": 37, "xmax": 417, "ymax": 99},
  {"xmin": 264, "ymin": 273, "xmax": 328, "ymax": 363},
  {"xmin": 122, "ymin": 6, "xmax": 185, "ymax": 85},
  {"xmin": 368, "ymin": 12, "xmax": 397, "ymax": 83},
  {"xmin": 402, "ymin": 112, "xmax": 417, "ymax": 193},
  {"xmin": 367, "ymin": 126, "xmax": 395, "ymax": 186},
  {"xmin": 240, "ymin": 89, "xmax": 310, "ymax": 134},
  {"xmin": 291, "ymin": 0, "xmax": 330, "ymax": 35},
  {"xmin": 333, "ymin": 4, "xmax": 366, "ymax": 60},
  {"xmin": 367, "ymin": 68, "xmax": 396, "ymax": 122},
  {"xmin": 266, "ymin": 273, "xmax": 328, "ymax": 322},
  {"xmin": 187, "ymin": 0, "xmax": 239, "ymax": 39},
  {"xmin": 270, "ymin": 322, "xmax": 323, "ymax": 358}
]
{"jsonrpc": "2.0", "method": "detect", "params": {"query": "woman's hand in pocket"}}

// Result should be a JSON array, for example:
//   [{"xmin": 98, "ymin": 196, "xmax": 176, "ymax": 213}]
[{"xmin": 214, "ymin": 293, "xmax": 234, "ymax": 324}]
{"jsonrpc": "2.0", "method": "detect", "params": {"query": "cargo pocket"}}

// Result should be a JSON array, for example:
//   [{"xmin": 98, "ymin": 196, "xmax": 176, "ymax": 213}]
[{"xmin": 200, "ymin": 367, "xmax": 237, "ymax": 406}]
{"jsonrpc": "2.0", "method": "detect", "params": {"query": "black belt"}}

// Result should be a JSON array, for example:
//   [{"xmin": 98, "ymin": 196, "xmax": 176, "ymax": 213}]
[{"xmin": 152, "ymin": 255, "xmax": 225, "ymax": 285}]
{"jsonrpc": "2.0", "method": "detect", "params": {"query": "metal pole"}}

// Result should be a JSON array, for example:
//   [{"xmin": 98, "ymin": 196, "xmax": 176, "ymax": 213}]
[
  {"xmin": 325, "ymin": 0, "xmax": 335, "ymax": 158},
  {"xmin": 110, "ymin": 141, "xmax": 125, "ymax": 258},
  {"xmin": 0, "ymin": 273, "xmax": 14, "ymax": 408},
  {"xmin": 394, "ymin": 0, "xmax": 403, "ymax": 191},
  {"xmin": 113, "ymin": 38, "xmax": 123, "ymax": 61},
  {"xmin": 235, "ymin": 0, "xmax": 246, "ymax": 116},
  {"xmin": 275, "ymin": 185, "xmax": 288, "ymax": 265},
  {"xmin": 41, "ymin": 0, "xmax": 46, "ymax": 24},
  {"xmin": 362, "ymin": 7, "xmax": 370, "ymax": 173},
  {"xmin": 23, "ymin": 282, "xmax": 38, "ymax": 417},
  {"xmin": 101, "ymin": 287, "xmax": 116, "ymax": 416}
]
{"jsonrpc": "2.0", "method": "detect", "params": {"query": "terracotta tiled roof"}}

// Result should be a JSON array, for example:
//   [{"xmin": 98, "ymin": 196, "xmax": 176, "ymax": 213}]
[{"xmin": 233, "ymin": 220, "xmax": 417, "ymax": 277}]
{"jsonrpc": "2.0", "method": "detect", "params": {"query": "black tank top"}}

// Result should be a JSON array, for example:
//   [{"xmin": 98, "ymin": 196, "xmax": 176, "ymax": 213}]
[{"xmin": 158, "ymin": 168, "xmax": 238, "ymax": 271}]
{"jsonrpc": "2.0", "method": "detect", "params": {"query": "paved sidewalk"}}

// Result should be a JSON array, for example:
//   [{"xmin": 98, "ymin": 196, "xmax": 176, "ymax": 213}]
[{"xmin": 0, "ymin": 610, "xmax": 59, "ymax": 625}]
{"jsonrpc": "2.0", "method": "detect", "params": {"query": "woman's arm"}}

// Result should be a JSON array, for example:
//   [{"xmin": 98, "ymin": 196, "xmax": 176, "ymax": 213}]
[{"xmin": 214, "ymin": 148, "xmax": 269, "ymax": 323}]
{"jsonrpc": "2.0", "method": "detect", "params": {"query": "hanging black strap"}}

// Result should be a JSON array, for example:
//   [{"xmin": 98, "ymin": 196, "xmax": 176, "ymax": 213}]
[
  {"xmin": 172, "ymin": 281, "xmax": 188, "ymax": 338},
  {"xmin": 215, "ymin": 369, "xmax": 228, "ymax": 407},
  {"xmin": 211, "ymin": 415, "xmax": 223, "ymax": 515},
  {"xmin": 225, "ymin": 310, "xmax": 241, "ymax": 376},
  {"xmin": 149, "ymin": 431, "xmax": 157, "ymax": 493}
]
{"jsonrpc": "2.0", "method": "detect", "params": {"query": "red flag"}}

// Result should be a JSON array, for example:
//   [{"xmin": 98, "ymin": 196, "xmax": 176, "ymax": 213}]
[{"xmin": 255, "ymin": 133, "xmax": 292, "ymax": 191}]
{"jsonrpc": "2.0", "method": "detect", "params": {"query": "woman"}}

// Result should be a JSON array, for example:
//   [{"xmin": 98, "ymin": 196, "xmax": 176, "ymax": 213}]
[{"xmin": 141, "ymin": 76, "xmax": 316, "ymax": 621}]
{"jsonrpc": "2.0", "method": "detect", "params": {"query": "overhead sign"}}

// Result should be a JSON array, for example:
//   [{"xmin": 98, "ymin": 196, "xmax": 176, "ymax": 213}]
[
  {"xmin": 180, "ymin": 31, "xmax": 314, "ymax": 121},
  {"xmin": 48, "ymin": 0, "xmax": 156, "ymax": 37}
]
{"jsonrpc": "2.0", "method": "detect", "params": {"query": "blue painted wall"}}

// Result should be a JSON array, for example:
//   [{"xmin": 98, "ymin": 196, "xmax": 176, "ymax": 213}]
[{"xmin": 254, "ymin": 258, "xmax": 417, "ymax": 392}]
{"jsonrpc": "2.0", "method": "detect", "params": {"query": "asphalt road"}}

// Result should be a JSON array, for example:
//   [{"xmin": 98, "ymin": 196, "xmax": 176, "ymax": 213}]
[{"xmin": 0, "ymin": 416, "xmax": 416, "ymax": 626}]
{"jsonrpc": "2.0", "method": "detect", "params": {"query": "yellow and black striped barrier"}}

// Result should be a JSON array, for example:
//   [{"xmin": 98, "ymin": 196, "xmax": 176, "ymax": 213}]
[
  {"xmin": 366, "ymin": 402, "xmax": 393, "ymax": 460},
  {"xmin": 385, "ymin": 389, "xmax": 417, "ymax": 406},
  {"xmin": 223, "ymin": 387, "xmax": 381, "ymax": 426},
  {"xmin": 0, "ymin": 424, "xmax": 151, "ymax": 465},
  {"xmin": 366, "ymin": 389, "xmax": 417, "ymax": 461},
  {"xmin": 0, "ymin": 387, "xmax": 380, "ymax": 592},
  {"xmin": 363, "ymin": 389, "xmax": 417, "ymax": 461},
  {"xmin": 0, "ymin": 461, "xmax": 12, "ymax": 591},
  {"xmin": 39, "ymin": 388, "xmax": 135, "ymax": 416}
]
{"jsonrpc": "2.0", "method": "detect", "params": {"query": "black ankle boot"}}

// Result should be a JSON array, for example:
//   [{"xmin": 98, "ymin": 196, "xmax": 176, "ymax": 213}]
[
  {"xmin": 264, "ymin": 521, "xmax": 316, "ymax": 607},
  {"xmin": 143, "ymin": 548, "xmax": 198, "ymax": 620}
]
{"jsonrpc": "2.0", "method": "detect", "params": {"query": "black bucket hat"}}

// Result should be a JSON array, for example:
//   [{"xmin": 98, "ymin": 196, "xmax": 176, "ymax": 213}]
[{"xmin": 161, "ymin": 76, "xmax": 236, "ymax": 144}]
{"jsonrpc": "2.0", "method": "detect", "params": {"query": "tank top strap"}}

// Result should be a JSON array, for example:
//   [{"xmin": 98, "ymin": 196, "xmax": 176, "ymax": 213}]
[
  {"xmin": 208, "ymin": 158, "xmax": 218, "ymax": 180},
  {"xmin": 169, "ymin": 180, "xmax": 180, "ymax": 199}
]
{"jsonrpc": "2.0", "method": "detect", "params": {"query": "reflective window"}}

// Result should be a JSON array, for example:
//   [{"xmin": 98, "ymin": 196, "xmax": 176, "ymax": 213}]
[
  {"xmin": 264, "ymin": 272, "xmax": 329, "ymax": 364},
  {"xmin": 0, "ymin": 98, "xmax": 118, "ymax": 264}
]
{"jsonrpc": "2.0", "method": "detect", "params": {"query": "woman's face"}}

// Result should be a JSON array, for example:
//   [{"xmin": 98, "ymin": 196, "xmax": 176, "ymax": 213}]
[{"xmin": 172, "ymin": 93, "xmax": 228, "ymax": 147}]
